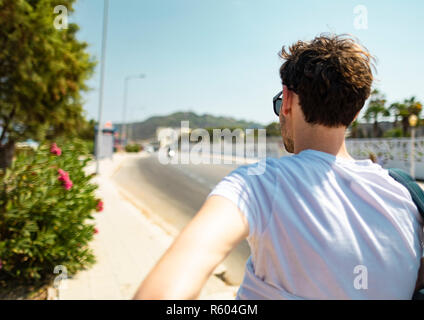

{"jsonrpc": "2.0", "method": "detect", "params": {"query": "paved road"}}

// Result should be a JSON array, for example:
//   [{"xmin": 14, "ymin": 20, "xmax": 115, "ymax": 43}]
[{"xmin": 112, "ymin": 153, "xmax": 251, "ymax": 285}]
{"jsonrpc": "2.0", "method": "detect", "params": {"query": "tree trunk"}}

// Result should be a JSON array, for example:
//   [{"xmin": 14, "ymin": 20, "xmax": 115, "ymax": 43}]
[
  {"xmin": 0, "ymin": 140, "xmax": 15, "ymax": 169},
  {"xmin": 402, "ymin": 117, "xmax": 409, "ymax": 137},
  {"xmin": 373, "ymin": 121, "xmax": 379, "ymax": 138}
]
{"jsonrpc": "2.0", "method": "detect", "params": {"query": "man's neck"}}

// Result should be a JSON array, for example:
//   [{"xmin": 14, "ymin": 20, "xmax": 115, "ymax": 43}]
[{"xmin": 293, "ymin": 124, "xmax": 354, "ymax": 160}]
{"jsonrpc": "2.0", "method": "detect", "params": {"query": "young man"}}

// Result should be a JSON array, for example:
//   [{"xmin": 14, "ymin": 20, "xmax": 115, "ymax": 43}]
[{"xmin": 134, "ymin": 34, "xmax": 424, "ymax": 299}]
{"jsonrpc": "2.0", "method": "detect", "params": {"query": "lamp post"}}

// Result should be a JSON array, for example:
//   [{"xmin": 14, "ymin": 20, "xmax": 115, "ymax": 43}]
[
  {"xmin": 121, "ymin": 74, "xmax": 145, "ymax": 148},
  {"xmin": 95, "ymin": 0, "xmax": 109, "ymax": 175},
  {"xmin": 409, "ymin": 114, "xmax": 418, "ymax": 179},
  {"xmin": 127, "ymin": 106, "xmax": 147, "ymax": 144}
]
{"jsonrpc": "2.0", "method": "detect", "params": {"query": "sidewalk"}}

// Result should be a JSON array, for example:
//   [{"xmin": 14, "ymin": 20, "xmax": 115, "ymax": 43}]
[{"xmin": 58, "ymin": 153, "xmax": 238, "ymax": 300}]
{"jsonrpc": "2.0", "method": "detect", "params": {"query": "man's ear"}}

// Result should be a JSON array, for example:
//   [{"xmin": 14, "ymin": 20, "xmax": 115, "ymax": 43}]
[{"xmin": 281, "ymin": 85, "xmax": 291, "ymax": 116}]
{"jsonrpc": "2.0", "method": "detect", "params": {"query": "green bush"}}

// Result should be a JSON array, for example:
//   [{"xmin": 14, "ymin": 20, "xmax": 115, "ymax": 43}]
[
  {"xmin": 85, "ymin": 140, "xmax": 95, "ymax": 155},
  {"xmin": 383, "ymin": 128, "xmax": 403, "ymax": 138},
  {"xmin": 125, "ymin": 144, "xmax": 142, "ymax": 153},
  {"xmin": 14, "ymin": 146, "xmax": 36, "ymax": 159},
  {"xmin": 0, "ymin": 139, "xmax": 101, "ymax": 286}
]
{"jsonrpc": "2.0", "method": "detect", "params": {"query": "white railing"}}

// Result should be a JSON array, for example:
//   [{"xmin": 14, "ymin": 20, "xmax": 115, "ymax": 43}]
[
  {"xmin": 179, "ymin": 137, "xmax": 424, "ymax": 178},
  {"xmin": 346, "ymin": 137, "xmax": 424, "ymax": 179}
]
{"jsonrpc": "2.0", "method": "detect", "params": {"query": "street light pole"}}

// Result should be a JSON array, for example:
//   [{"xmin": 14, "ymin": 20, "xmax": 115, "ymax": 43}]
[
  {"xmin": 121, "ymin": 74, "xmax": 145, "ymax": 148},
  {"xmin": 95, "ymin": 0, "xmax": 109, "ymax": 175},
  {"xmin": 121, "ymin": 77, "xmax": 130, "ymax": 147},
  {"xmin": 409, "ymin": 114, "xmax": 418, "ymax": 179}
]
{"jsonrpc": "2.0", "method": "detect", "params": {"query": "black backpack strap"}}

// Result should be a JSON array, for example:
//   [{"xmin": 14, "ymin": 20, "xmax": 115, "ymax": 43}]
[
  {"xmin": 388, "ymin": 168, "xmax": 424, "ymax": 219},
  {"xmin": 388, "ymin": 168, "xmax": 424, "ymax": 300}
]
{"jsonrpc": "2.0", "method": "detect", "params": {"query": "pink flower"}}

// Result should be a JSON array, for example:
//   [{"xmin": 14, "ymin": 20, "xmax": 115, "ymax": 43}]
[
  {"xmin": 94, "ymin": 228, "xmax": 99, "ymax": 234},
  {"xmin": 57, "ymin": 169, "xmax": 69, "ymax": 181},
  {"xmin": 64, "ymin": 180, "xmax": 73, "ymax": 190},
  {"xmin": 58, "ymin": 169, "xmax": 73, "ymax": 190},
  {"xmin": 96, "ymin": 200, "xmax": 104, "ymax": 212},
  {"xmin": 50, "ymin": 143, "xmax": 62, "ymax": 156}
]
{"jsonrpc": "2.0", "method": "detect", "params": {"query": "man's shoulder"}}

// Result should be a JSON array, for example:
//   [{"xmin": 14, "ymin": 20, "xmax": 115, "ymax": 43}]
[{"xmin": 228, "ymin": 156, "xmax": 298, "ymax": 182}]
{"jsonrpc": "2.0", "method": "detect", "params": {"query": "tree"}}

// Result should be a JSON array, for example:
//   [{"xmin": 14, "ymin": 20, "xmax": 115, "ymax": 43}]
[
  {"xmin": 389, "ymin": 102, "xmax": 408, "ymax": 136},
  {"xmin": 0, "ymin": 0, "xmax": 95, "ymax": 168},
  {"xmin": 389, "ymin": 97, "xmax": 422, "ymax": 136},
  {"xmin": 77, "ymin": 119, "xmax": 96, "ymax": 142},
  {"xmin": 405, "ymin": 97, "xmax": 422, "ymax": 114},
  {"xmin": 349, "ymin": 119, "xmax": 359, "ymax": 138},
  {"xmin": 363, "ymin": 89, "xmax": 389, "ymax": 137},
  {"xmin": 388, "ymin": 102, "xmax": 406, "ymax": 128},
  {"xmin": 265, "ymin": 122, "xmax": 281, "ymax": 137}
]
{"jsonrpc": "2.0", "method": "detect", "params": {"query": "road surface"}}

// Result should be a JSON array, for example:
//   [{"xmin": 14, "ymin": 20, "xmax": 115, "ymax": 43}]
[{"xmin": 112, "ymin": 152, "xmax": 251, "ymax": 285}]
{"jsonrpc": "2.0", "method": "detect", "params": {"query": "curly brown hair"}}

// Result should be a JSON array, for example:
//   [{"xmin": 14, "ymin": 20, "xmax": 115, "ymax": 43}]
[{"xmin": 279, "ymin": 34, "xmax": 375, "ymax": 127}]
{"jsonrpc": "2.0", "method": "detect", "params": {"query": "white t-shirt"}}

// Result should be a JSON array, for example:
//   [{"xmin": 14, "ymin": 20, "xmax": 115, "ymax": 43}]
[{"xmin": 209, "ymin": 149, "xmax": 424, "ymax": 300}]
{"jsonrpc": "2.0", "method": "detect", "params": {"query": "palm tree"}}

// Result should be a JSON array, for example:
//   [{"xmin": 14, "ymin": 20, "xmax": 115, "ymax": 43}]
[
  {"xmin": 405, "ymin": 96, "xmax": 422, "ymax": 115},
  {"xmin": 390, "ymin": 97, "xmax": 422, "ymax": 136},
  {"xmin": 363, "ymin": 89, "xmax": 389, "ymax": 137},
  {"xmin": 389, "ymin": 101, "xmax": 409, "ymax": 136},
  {"xmin": 388, "ymin": 102, "xmax": 405, "ymax": 128}
]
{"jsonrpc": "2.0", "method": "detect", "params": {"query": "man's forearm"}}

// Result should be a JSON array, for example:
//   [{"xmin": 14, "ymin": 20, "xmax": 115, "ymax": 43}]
[
  {"xmin": 133, "ymin": 196, "xmax": 249, "ymax": 300},
  {"xmin": 133, "ymin": 239, "xmax": 218, "ymax": 300}
]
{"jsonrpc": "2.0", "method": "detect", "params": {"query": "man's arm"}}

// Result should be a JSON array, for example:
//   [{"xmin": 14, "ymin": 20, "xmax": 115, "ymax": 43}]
[{"xmin": 133, "ymin": 195, "xmax": 249, "ymax": 300}]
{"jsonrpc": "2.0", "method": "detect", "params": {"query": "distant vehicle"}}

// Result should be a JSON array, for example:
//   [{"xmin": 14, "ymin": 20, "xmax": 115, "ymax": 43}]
[
  {"xmin": 145, "ymin": 145, "xmax": 154, "ymax": 153},
  {"xmin": 167, "ymin": 146, "xmax": 176, "ymax": 159},
  {"xmin": 149, "ymin": 141, "xmax": 160, "ymax": 152}
]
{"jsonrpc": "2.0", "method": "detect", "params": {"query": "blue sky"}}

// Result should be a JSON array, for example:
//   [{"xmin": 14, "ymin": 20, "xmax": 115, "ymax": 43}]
[{"xmin": 71, "ymin": 0, "xmax": 424, "ymax": 125}]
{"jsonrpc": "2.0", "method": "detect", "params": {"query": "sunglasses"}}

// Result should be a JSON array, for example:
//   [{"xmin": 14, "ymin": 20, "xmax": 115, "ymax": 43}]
[{"xmin": 273, "ymin": 91, "xmax": 283, "ymax": 116}]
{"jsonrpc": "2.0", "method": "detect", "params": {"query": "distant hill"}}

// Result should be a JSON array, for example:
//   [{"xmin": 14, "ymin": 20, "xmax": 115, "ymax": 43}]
[{"xmin": 116, "ymin": 111, "xmax": 264, "ymax": 141}]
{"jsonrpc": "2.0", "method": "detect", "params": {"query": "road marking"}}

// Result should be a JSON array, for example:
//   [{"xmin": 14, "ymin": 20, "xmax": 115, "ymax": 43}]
[{"xmin": 172, "ymin": 165, "xmax": 217, "ymax": 190}]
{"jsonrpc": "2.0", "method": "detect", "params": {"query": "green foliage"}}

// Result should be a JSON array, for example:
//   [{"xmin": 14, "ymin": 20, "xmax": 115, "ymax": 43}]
[
  {"xmin": 75, "ymin": 118, "xmax": 95, "ymax": 154},
  {"xmin": 389, "ymin": 102, "xmax": 408, "ymax": 119},
  {"xmin": 265, "ymin": 122, "xmax": 281, "ymax": 137},
  {"xmin": 0, "ymin": 139, "xmax": 99, "ymax": 285},
  {"xmin": 363, "ymin": 89, "xmax": 389, "ymax": 123},
  {"xmin": 77, "ymin": 119, "xmax": 96, "ymax": 142},
  {"xmin": 363, "ymin": 89, "xmax": 389, "ymax": 137},
  {"xmin": 84, "ymin": 140, "xmax": 95, "ymax": 155},
  {"xmin": 349, "ymin": 120, "xmax": 360, "ymax": 138},
  {"xmin": 125, "ymin": 144, "xmax": 142, "ymax": 153},
  {"xmin": 0, "ymin": 0, "xmax": 96, "ymax": 145},
  {"xmin": 405, "ymin": 97, "xmax": 422, "ymax": 116},
  {"xmin": 389, "ymin": 97, "xmax": 422, "ymax": 136},
  {"xmin": 360, "ymin": 89, "xmax": 424, "ymax": 138},
  {"xmin": 14, "ymin": 146, "xmax": 36, "ymax": 159},
  {"xmin": 383, "ymin": 128, "xmax": 403, "ymax": 138}
]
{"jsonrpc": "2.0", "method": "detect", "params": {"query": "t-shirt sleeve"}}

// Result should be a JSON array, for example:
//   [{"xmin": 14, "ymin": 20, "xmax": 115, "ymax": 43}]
[{"xmin": 208, "ymin": 166, "xmax": 258, "ymax": 238}]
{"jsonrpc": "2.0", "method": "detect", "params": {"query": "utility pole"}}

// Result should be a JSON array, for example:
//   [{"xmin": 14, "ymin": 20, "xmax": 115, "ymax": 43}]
[
  {"xmin": 409, "ymin": 114, "xmax": 418, "ymax": 179},
  {"xmin": 95, "ymin": 0, "xmax": 109, "ymax": 174},
  {"xmin": 121, "ymin": 74, "xmax": 145, "ymax": 147}
]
